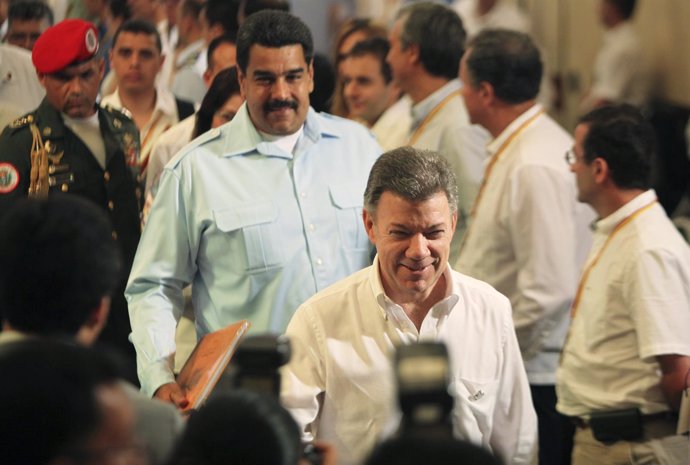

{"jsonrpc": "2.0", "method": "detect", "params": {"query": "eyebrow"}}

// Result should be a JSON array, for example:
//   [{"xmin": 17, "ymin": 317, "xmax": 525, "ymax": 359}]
[
  {"xmin": 390, "ymin": 223, "xmax": 446, "ymax": 230},
  {"xmin": 252, "ymin": 67, "xmax": 305, "ymax": 77}
]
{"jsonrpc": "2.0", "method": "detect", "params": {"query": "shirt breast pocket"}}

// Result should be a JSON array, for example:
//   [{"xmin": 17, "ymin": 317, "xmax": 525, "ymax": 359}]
[
  {"xmin": 213, "ymin": 201, "xmax": 285, "ymax": 273},
  {"xmin": 451, "ymin": 376, "xmax": 499, "ymax": 445},
  {"xmin": 329, "ymin": 183, "xmax": 367, "ymax": 251}
]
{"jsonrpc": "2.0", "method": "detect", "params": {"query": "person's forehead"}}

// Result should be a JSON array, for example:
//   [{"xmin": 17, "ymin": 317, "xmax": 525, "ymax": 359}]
[
  {"xmin": 114, "ymin": 31, "xmax": 159, "ymax": 50},
  {"xmin": 211, "ymin": 43, "xmax": 236, "ymax": 65},
  {"xmin": 247, "ymin": 43, "xmax": 307, "ymax": 69},
  {"xmin": 9, "ymin": 17, "xmax": 49, "ymax": 29},
  {"xmin": 47, "ymin": 58, "xmax": 100, "ymax": 79},
  {"xmin": 343, "ymin": 54, "xmax": 382, "ymax": 74}
]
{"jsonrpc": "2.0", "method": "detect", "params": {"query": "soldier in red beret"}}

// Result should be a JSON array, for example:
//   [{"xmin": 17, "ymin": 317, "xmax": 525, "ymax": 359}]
[{"xmin": 0, "ymin": 19, "xmax": 142, "ymax": 384}]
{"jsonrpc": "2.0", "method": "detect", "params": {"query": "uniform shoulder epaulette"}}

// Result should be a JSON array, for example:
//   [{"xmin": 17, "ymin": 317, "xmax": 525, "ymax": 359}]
[
  {"xmin": 8, "ymin": 113, "xmax": 36, "ymax": 129},
  {"xmin": 102, "ymin": 104, "xmax": 137, "ymax": 131},
  {"xmin": 103, "ymin": 104, "xmax": 134, "ymax": 121}
]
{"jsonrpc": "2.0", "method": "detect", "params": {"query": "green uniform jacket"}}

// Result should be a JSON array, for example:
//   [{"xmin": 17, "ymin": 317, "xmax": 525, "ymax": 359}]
[{"xmin": 0, "ymin": 98, "xmax": 142, "ymax": 377}]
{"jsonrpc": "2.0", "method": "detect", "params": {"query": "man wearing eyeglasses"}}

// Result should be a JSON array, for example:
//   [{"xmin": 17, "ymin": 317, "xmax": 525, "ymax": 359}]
[
  {"xmin": 557, "ymin": 104, "xmax": 690, "ymax": 465},
  {"xmin": 455, "ymin": 29, "xmax": 594, "ymax": 465}
]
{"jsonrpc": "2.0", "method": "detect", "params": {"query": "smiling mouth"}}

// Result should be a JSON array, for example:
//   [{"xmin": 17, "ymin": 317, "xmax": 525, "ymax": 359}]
[{"xmin": 400, "ymin": 258, "xmax": 439, "ymax": 272}]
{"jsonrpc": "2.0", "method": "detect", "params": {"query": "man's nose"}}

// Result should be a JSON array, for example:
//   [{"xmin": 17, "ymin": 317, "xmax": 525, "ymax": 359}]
[
  {"xmin": 67, "ymin": 76, "xmax": 84, "ymax": 94},
  {"xmin": 271, "ymin": 77, "xmax": 290, "ymax": 100},
  {"xmin": 407, "ymin": 233, "xmax": 430, "ymax": 258}
]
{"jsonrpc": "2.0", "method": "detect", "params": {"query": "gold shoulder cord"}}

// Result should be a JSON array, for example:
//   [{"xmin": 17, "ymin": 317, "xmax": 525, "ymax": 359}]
[{"xmin": 28, "ymin": 124, "xmax": 49, "ymax": 198}]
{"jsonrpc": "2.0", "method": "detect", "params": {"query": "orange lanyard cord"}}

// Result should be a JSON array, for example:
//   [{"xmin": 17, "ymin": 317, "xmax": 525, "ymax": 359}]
[
  {"xmin": 458, "ymin": 109, "xmax": 544, "ymax": 254},
  {"xmin": 407, "ymin": 91, "xmax": 460, "ymax": 146},
  {"xmin": 570, "ymin": 199, "xmax": 658, "ymax": 317}
]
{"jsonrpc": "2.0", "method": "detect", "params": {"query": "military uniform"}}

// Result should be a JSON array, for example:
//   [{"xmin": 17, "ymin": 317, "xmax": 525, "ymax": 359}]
[{"xmin": 0, "ymin": 98, "xmax": 142, "ymax": 376}]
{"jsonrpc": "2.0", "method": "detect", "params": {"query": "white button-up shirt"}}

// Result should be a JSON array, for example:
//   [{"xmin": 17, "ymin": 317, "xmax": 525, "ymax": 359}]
[
  {"xmin": 455, "ymin": 104, "xmax": 594, "ymax": 384},
  {"xmin": 557, "ymin": 190, "xmax": 690, "ymax": 416},
  {"xmin": 282, "ymin": 257, "xmax": 537, "ymax": 465}
]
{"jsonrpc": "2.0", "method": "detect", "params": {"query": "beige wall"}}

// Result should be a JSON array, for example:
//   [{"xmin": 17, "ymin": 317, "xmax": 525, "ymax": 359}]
[{"xmin": 520, "ymin": 0, "xmax": 690, "ymax": 129}]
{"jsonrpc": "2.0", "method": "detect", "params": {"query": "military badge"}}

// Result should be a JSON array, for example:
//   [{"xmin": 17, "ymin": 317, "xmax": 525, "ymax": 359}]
[
  {"xmin": 123, "ymin": 132, "xmax": 139, "ymax": 167},
  {"xmin": 0, "ymin": 163, "xmax": 20, "ymax": 193}
]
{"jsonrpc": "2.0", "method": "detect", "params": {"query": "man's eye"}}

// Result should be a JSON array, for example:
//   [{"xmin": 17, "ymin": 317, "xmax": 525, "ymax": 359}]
[{"xmin": 389, "ymin": 231, "xmax": 409, "ymax": 238}]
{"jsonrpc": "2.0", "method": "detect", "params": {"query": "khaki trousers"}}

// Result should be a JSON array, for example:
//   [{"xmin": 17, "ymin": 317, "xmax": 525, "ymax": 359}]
[{"xmin": 572, "ymin": 420, "xmax": 689, "ymax": 465}]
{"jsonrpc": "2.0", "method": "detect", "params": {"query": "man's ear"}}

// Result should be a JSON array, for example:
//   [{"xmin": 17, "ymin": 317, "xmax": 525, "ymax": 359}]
[
  {"xmin": 406, "ymin": 43, "xmax": 420, "ymax": 66},
  {"xmin": 238, "ymin": 66, "xmax": 248, "ymax": 100},
  {"xmin": 363, "ymin": 208, "xmax": 376, "ymax": 245},
  {"xmin": 75, "ymin": 297, "xmax": 111, "ymax": 347},
  {"xmin": 479, "ymin": 80, "xmax": 496, "ymax": 106},
  {"xmin": 307, "ymin": 59, "xmax": 315, "ymax": 94},
  {"xmin": 592, "ymin": 157, "xmax": 609, "ymax": 184}
]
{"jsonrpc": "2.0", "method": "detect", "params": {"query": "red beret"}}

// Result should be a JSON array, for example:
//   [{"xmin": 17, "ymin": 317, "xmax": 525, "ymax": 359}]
[{"xmin": 32, "ymin": 19, "xmax": 99, "ymax": 74}]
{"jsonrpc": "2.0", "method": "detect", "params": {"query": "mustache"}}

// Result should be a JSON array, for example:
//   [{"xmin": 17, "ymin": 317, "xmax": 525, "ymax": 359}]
[{"xmin": 264, "ymin": 99, "xmax": 298, "ymax": 112}]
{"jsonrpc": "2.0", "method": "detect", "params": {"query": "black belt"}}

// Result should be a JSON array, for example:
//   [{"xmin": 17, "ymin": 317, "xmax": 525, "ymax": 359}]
[{"xmin": 570, "ymin": 410, "xmax": 678, "ymax": 429}]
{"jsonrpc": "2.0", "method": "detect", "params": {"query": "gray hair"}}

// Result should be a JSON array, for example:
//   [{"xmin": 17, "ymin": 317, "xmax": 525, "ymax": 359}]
[
  {"xmin": 395, "ymin": 2, "xmax": 465, "ymax": 80},
  {"xmin": 364, "ymin": 147, "xmax": 458, "ymax": 216}
]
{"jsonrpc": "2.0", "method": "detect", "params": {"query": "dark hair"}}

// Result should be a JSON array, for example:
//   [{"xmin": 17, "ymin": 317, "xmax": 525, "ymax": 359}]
[
  {"xmin": 465, "ymin": 29, "xmax": 542, "ymax": 104},
  {"xmin": 333, "ymin": 17, "xmax": 387, "ymax": 65},
  {"xmin": 108, "ymin": 0, "xmax": 131, "ymax": 22},
  {"xmin": 236, "ymin": 10, "xmax": 313, "ymax": 73},
  {"xmin": 606, "ymin": 0, "xmax": 637, "ymax": 19},
  {"xmin": 578, "ymin": 104, "xmax": 654, "ymax": 190},
  {"xmin": 0, "ymin": 340, "xmax": 125, "ymax": 465},
  {"xmin": 180, "ymin": 0, "xmax": 203, "ymax": 20},
  {"xmin": 205, "ymin": 0, "xmax": 241, "ymax": 38},
  {"xmin": 240, "ymin": 0, "xmax": 290, "ymax": 20},
  {"xmin": 167, "ymin": 390, "xmax": 302, "ymax": 465},
  {"xmin": 112, "ymin": 18, "xmax": 162, "ymax": 53},
  {"xmin": 8, "ymin": 0, "xmax": 54, "ymax": 25},
  {"xmin": 193, "ymin": 66, "xmax": 241, "ymax": 137},
  {"xmin": 366, "ymin": 436, "xmax": 503, "ymax": 465},
  {"xmin": 206, "ymin": 33, "xmax": 237, "ymax": 69},
  {"xmin": 0, "ymin": 195, "xmax": 121, "ymax": 336},
  {"xmin": 364, "ymin": 147, "xmax": 458, "ymax": 216},
  {"xmin": 396, "ymin": 2, "xmax": 465, "ymax": 80},
  {"xmin": 348, "ymin": 37, "xmax": 393, "ymax": 84}
]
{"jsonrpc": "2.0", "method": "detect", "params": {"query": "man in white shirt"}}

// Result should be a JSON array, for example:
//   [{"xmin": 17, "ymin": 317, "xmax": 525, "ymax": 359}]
[
  {"xmin": 167, "ymin": 0, "xmax": 205, "ymax": 104},
  {"xmin": 455, "ymin": 29, "xmax": 593, "ymax": 465},
  {"xmin": 557, "ymin": 104, "xmax": 690, "ymax": 465},
  {"xmin": 282, "ymin": 147, "xmax": 537, "ymax": 465},
  {"xmin": 386, "ymin": 2, "xmax": 489, "ymax": 258},
  {"xmin": 340, "ymin": 37, "xmax": 410, "ymax": 152},
  {"xmin": 581, "ymin": 0, "xmax": 649, "ymax": 111},
  {"xmin": 102, "ymin": 19, "xmax": 194, "ymax": 188},
  {"xmin": 3, "ymin": 0, "xmax": 53, "ymax": 50},
  {"xmin": 451, "ymin": 0, "xmax": 529, "ymax": 39},
  {"xmin": 146, "ymin": 34, "xmax": 238, "ymax": 204},
  {"xmin": 0, "ymin": 43, "xmax": 44, "ymax": 129}
]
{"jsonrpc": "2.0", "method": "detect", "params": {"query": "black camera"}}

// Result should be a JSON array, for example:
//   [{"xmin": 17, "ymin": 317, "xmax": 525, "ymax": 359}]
[
  {"xmin": 395, "ymin": 341, "xmax": 455, "ymax": 439},
  {"xmin": 226, "ymin": 334, "xmax": 292, "ymax": 397}
]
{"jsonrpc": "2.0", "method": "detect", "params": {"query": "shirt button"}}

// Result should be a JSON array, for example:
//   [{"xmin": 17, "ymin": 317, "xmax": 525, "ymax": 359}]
[
  {"xmin": 300, "ymin": 192, "xmax": 306, "ymax": 198},
  {"xmin": 308, "ymin": 223, "xmax": 315, "ymax": 231},
  {"xmin": 315, "ymin": 258, "xmax": 323, "ymax": 266},
  {"xmin": 104, "ymin": 171, "xmax": 110, "ymax": 182},
  {"xmin": 108, "ymin": 200, "xmax": 115, "ymax": 210},
  {"xmin": 111, "ymin": 231, "xmax": 118, "ymax": 240}
]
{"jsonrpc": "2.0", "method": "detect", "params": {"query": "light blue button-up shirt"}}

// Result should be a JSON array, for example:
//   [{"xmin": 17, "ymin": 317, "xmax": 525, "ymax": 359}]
[{"xmin": 126, "ymin": 104, "xmax": 381, "ymax": 396}]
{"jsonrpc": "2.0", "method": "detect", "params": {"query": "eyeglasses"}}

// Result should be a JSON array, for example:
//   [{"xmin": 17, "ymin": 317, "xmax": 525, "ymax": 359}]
[{"xmin": 564, "ymin": 148, "xmax": 578, "ymax": 165}]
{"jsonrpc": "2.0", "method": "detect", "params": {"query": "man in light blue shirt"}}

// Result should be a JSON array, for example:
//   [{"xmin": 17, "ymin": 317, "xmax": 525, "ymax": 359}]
[{"xmin": 126, "ymin": 10, "xmax": 381, "ymax": 403}]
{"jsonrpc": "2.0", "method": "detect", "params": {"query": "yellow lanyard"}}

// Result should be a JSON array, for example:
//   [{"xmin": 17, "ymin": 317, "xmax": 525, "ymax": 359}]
[
  {"xmin": 570, "ymin": 199, "xmax": 658, "ymax": 317},
  {"xmin": 457, "ymin": 109, "xmax": 544, "ymax": 255},
  {"xmin": 407, "ymin": 91, "xmax": 460, "ymax": 146}
]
